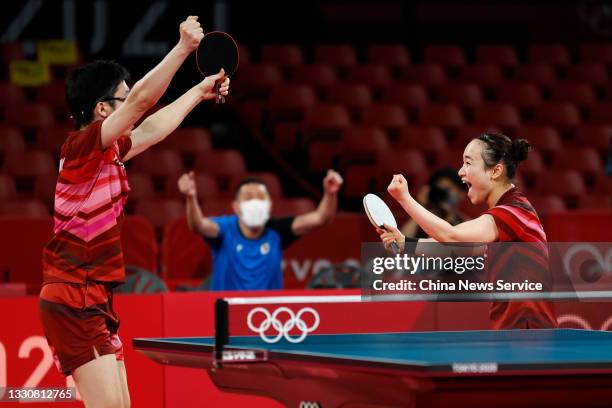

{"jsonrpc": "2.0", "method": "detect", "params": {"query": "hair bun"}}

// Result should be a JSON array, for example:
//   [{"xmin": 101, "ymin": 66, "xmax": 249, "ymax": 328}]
[{"xmin": 510, "ymin": 139, "xmax": 530, "ymax": 163}]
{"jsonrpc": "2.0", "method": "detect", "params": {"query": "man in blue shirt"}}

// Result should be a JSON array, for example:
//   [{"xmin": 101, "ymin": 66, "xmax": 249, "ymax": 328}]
[{"xmin": 177, "ymin": 170, "xmax": 343, "ymax": 290}]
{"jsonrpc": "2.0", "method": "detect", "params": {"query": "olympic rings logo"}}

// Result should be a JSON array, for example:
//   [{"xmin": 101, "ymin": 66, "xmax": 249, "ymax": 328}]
[
  {"xmin": 247, "ymin": 307, "xmax": 320, "ymax": 344},
  {"xmin": 557, "ymin": 314, "xmax": 612, "ymax": 331}
]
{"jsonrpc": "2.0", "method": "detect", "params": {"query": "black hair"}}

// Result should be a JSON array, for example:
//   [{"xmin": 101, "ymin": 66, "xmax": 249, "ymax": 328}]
[
  {"xmin": 65, "ymin": 60, "xmax": 130, "ymax": 130},
  {"xmin": 234, "ymin": 177, "xmax": 269, "ymax": 199},
  {"xmin": 428, "ymin": 167, "xmax": 463, "ymax": 190},
  {"xmin": 476, "ymin": 133, "xmax": 530, "ymax": 179}
]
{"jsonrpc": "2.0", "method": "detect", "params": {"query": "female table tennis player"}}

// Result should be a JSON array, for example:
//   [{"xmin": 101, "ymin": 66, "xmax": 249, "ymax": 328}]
[
  {"xmin": 39, "ymin": 16, "xmax": 229, "ymax": 408},
  {"xmin": 378, "ymin": 133, "xmax": 558, "ymax": 329}
]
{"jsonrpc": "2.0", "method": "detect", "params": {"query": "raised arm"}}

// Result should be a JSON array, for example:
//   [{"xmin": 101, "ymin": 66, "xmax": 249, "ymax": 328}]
[
  {"xmin": 101, "ymin": 16, "xmax": 204, "ymax": 148},
  {"xmin": 387, "ymin": 174, "xmax": 498, "ymax": 243},
  {"xmin": 123, "ymin": 71, "xmax": 229, "ymax": 161},
  {"xmin": 291, "ymin": 170, "xmax": 343, "ymax": 236},
  {"xmin": 177, "ymin": 172, "xmax": 220, "ymax": 238}
]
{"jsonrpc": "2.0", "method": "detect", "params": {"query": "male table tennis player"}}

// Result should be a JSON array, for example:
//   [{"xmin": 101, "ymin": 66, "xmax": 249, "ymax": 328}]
[
  {"xmin": 379, "ymin": 133, "xmax": 558, "ymax": 329},
  {"xmin": 177, "ymin": 170, "xmax": 343, "ymax": 290},
  {"xmin": 39, "ymin": 16, "xmax": 229, "ymax": 408}
]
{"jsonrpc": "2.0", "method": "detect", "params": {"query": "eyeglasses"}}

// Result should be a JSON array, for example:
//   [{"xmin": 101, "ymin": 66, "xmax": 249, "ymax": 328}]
[{"xmin": 99, "ymin": 96, "xmax": 127, "ymax": 103}]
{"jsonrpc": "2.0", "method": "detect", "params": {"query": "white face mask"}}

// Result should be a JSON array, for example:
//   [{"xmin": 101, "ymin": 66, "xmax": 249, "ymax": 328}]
[{"xmin": 239, "ymin": 199, "xmax": 271, "ymax": 228}]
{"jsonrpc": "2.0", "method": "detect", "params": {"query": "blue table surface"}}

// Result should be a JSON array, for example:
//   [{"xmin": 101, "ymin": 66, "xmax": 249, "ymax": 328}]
[{"xmin": 141, "ymin": 329, "xmax": 612, "ymax": 367}]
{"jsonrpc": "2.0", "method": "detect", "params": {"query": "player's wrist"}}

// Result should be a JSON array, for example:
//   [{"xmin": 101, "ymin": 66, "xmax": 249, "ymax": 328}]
[{"xmin": 173, "ymin": 42, "xmax": 193, "ymax": 57}]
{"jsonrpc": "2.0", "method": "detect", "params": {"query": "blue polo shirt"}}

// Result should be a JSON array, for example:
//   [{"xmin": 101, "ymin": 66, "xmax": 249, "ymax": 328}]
[{"xmin": 206, "ymin": 215, "xmax": 297, "ymax": 291}]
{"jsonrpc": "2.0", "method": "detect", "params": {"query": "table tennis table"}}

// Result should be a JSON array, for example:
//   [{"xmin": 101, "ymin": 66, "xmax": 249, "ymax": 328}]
[{"xmin": 134, "ymin": 329, "xmax": 612, "ymax": 408}]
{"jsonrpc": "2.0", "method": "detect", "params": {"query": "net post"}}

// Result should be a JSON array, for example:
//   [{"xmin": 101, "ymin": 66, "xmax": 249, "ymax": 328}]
[{"xmin": 214, "ymin": 298, "xmax": 229, "ymax": 362}]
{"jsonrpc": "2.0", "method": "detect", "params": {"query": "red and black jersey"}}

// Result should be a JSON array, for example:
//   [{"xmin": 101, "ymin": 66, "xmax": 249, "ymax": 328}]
[{"xmin": 484, "ymin": 187, "xmax": 558, "ymax": 329}]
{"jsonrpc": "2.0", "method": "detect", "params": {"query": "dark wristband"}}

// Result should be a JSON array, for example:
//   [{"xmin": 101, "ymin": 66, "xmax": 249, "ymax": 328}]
[{"xmin": 404, "ymin": 238, "xmax": 418, "ymax": 256}]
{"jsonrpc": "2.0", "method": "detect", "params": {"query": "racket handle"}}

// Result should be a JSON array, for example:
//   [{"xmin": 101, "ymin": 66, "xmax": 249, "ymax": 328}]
[
  {"xmin": 215, "ymin": 82, "xmax": 225, "ymax": 104},
  {"xmin": 390, "ymin": 241, "xmax": 401, "ymax": 254}
]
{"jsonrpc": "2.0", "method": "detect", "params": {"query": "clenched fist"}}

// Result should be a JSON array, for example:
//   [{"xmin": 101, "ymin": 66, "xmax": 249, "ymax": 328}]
[
  {"xmin": 323, "ymin": 169, "xmax": 343, "ymax": 194},
  {"xmin": 178, "ymin": 16, "xmax": 204, "ymax": 53},
  {"xmin": 387, "ymin": 174, "xmax": 410, "ymax": 202},
  {"xmin": 178, "ymin": 171, "xmax": 197, "ymax": 198}
]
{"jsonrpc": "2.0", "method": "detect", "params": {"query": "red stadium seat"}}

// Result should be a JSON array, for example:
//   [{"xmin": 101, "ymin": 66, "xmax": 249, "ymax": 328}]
[
  {"xmin": 340, "ymin": 126, "xmax": 389, "ymax": 166},
  {"xmin": 0, "ymin": 82, "xmax": 26, "ymax": 109},
  {"xmin": 458, "ymin": 64, "xmax": 505, "ymax": 87},
  {"xmin": 424, "ymin": 45, "xmax": 466, "ymax": 67},
  {"xmin": 536, "ymin": 170, "xmax": 586, "ymax": 202},
  {"xmin": 534, "ymin": 102, "xmax": 581, "ymax": 127},
  {"xmin": 238, "ymin": 100, "xmax": 266, "ymax": 128},
  {"xmin": 591, "ymin": 173, "xmax": 612, "ymax": 194},
  {"xmin": 579, "ymin": 43, "xmax": 612, "ymax": 64},
  {"xmin": 194, "ymin": 150, "xmax": 247, "ymax": 191},
  {"xmin": 475, "ymin": 45, "xmax": 518, "ymax": 66},
  {"xmin": 0, "ymin": 174, "xmax": 17, "ymax": 201},
  {"xmin": 399, "ymin": 64, "xmax": 447, "ymax": 87},
  {"xmin": 359, "ymin": 104, "xmax": 408, "ymax": 131},
  {"xmin": 0, "ymin": 126, "xmax": 26, "ymax": 164},
  {"xmin": 347, "ymin": 64, "xmax": 393, "ymax": 89},
  {"xmin": 343, "ymin": 164, "xmax": 380, "ymax": 199},
  {"xmin": 126, "ymin": 173, "xmax": 155, "ymax": 203},
  {"xmin": 201, "ymin": 199, "xmax": 234, "ymax": 216},
  {"xmin": 273, "ymin": 198, "xmax": 316, "ymax": 216},
  {"xmin": 235, "ymin": 64, "xmax": 284, "ymax": 98},
  {"xmin": 33, "ymin": 81, "xmax": 70, "ymax": 121},
  {"xmin": 268, "ymin": 84, "xmax": 318, "ymax": 121},
  {"xmin": 513, "ymin": 64, "xmax": 558, "ymax": 87},
  {"xmin": 272, "ymin": 122, "xmax": 303, "ymax": 151},
  {"xmin": 474, "ymin": 104, "xmax": 521, "ymax": 129},
  {"xmin": 587, "ymin": 101, "xmax": 612, "ymax": 124},
  {"xmin": 34, "ymin": 174, "xmax": 58, "ymax": 207},
  {"xmin": 136, "ymin": 199, "xmax": 185, "ymax": 231},
  {"xmin": 4, "ymin": 103, "xmax": 55, "ymax": 130},
  {"xmin": 572, "ymin": 125, "xmax": 611, "ymax": 156},
  {"xmin": 35, "ymin": 124, "xmax": 71, "ymax": 156},
  {"xmin": 378, "ymin": 150, "xmax": 428, "ymax": 193},
  {"xmin": 396, "ymin": 126, "xmax": 447, "ymax": 161},
  {"xmin": 3, "ymin": 150, "xmax": 56, "ymax": 178},
  {"xmin": 121, "ymin": 215, "xmax": 159, "ymax": 273},
  {"xmin": 436, "ymin": 83, "xmax": 484, "ymax": 108},
  {"xmin": 382, "ymin": 83, "xmax": 429, "ymax": 110},
  {"xmin": 228, "ymin": 172, "xmax": 283, "ymax": 199},
  {"xmin": 527, "ymin": 44, "xmax": 570, "ymax": 66},
  {"xmin": 326, "ymin": 83, "xmax": 373, "ymax": 111},
  {"xmin": 194, "ymin": 150, "xmax": 247, "ymax": 176},
  {"xmin": 131, "ymin": 150, "xmax": 184, "ymax": 177},
  {"xmin": 518, "ymin": 150, "xmax": 545, "ymax": 188},
  {"xmin": 308, "ymin": 140, "xmax": 341, "ymax": 173},
  {"xmin": 514, "ymin": 125, "xmax": 561, "ymax": 163},
  {"xmin": 577, "ymin": 195, "xmax": 611, "ymax": 209},
  {"xmin": 529, "ymin": 195, "xmax": 567, "ymax": 215},
  {"xmin": 495, "ymin": 82, "xmax": 543, "ymax": 109},
  {"xmin": 314, "ymin": 45, "xmax": 358, "ymax": 68},
  {"xmin": 550, "ymin": 82, "xmax": 596, "ymax": 107},
  {"xmin": 0, "ymin": 200, "xmax": 49, "ymax": 217},
  {"xmin": 290, "ymin": 64, "xmax": 337, "ymax": 89},
  {"xmin": 366, "ymin": 44, "xmax": 411, "ymax": 67},
  {"xmin": 161, "ymin": 217, "xmax": 211, "ymax": 287},
  {"xmin": 566, "ymin": 63, "xmax": 608, "ymax": 85},
  {"xmin": 261, "ymin": 44, "xmax": 304, "ymax": 67},
  {"xmin": 417, "ymin": 104, "xmax": 465, "ymax": 129},
  {"xmin": 154, "ymin": 127, "xmax": 212, "ymax": 154},
  {"xmin": 303, "ymin": 104, "xmax": 351, "ymax": 141},
  {"xmin": 553, "ymin": 148, "xmax": 603, "ymax": 181}
]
